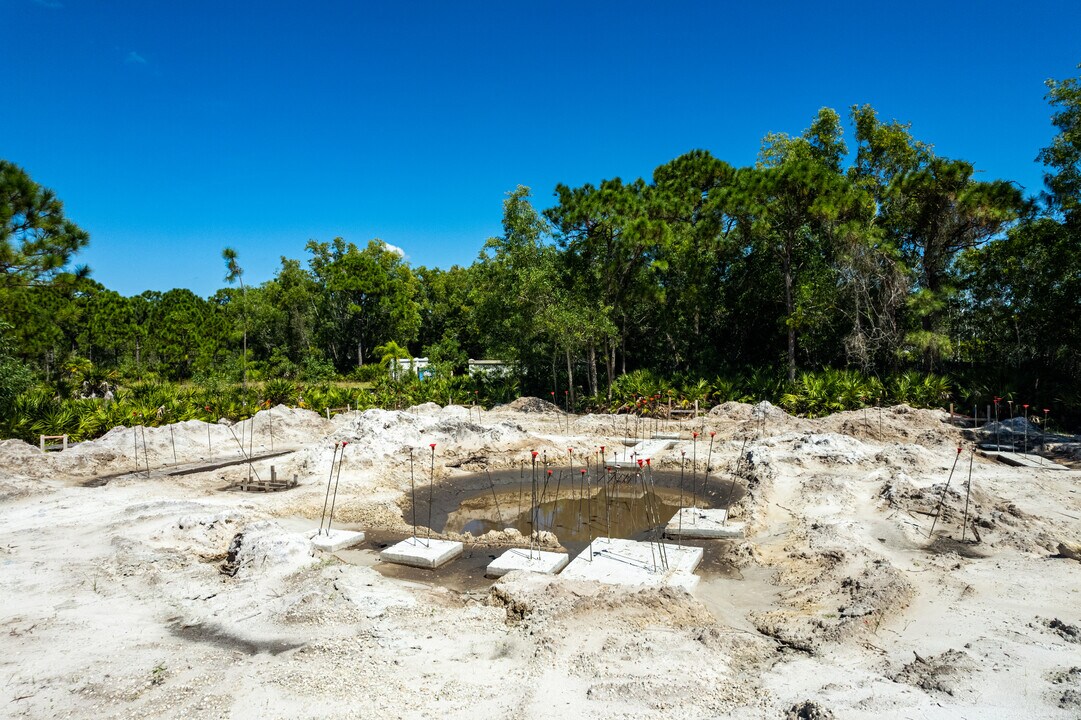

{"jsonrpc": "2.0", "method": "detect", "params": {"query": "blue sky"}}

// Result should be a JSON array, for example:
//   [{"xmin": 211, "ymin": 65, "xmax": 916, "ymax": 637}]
[{"xmin": 3, "ymin": 1, "xmax": 1079, "ymax": 297}]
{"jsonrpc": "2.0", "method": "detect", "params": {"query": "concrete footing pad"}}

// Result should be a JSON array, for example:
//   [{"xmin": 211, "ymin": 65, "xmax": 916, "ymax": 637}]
[
  {"xmin": 311, "ymin": 529, "xmax": 367, "ymax": 552},
  {"xmin": 561, "ymin": 537, "xmax": 703, "ymax": 591},
  {"xmin": 665, "ymin": 508, "xmax": 745, "ymax": 539},
  {"xmin": 979, "ymin": 450, "xmax": 1068, "ymax": 470},
  {"xmin": 487, "ymin": 548, "xmax": 569, "ymax": 578},
  {"xmin": 380, "ymin": 537, "xmax": 463, "ymax": 569}
]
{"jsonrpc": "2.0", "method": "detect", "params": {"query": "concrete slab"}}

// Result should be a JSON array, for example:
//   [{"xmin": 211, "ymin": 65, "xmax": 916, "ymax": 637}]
[
  {"xmin": 380, "ymin": 537, "xmax": 463, "ymax": 569},
  {"xmin": 980, "ymin": 451, "xmax": 1068, "ymax": 470},
  {"xmin": 561, "ymin": 537, "xmax": 703, "ymax": 591},
  {"xmin": 487, "ymin": 548, "xmax": 569, "ymax": 578},
  {"xmin": 665, "ymin": 508, "xmax": 745, "ymax": 539},
  {"xmin": 630, "ymin": 439, "xmax": 675, "ymax": 459},
  {"xmin": 311, "ymin": 529, "xmax": 367, "ymax": 552}
]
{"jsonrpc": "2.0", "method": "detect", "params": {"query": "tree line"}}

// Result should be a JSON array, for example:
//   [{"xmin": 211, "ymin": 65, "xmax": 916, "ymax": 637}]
[{"xmin": 2, "ymin": 67, "xmax": 1079, "ymax": 428}]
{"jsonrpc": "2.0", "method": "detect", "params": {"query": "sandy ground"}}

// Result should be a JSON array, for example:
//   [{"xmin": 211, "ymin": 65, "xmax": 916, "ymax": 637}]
[{"xmin": 2, "ymin": 400, "xmax": 1080, "ymax": 719}]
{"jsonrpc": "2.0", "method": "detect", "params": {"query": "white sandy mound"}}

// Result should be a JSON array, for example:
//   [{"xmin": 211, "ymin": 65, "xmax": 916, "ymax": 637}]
[
  {"xmin": 5, "ymin": 406, "xmax": 333, "ymax": 484},
  {"xmin": 279, "ymin": 408, "xmax": 534, "ymax": 483},
  {"xmin": 709, "ymin": 401, "xmax": 754, "ymax": 420},
  {"xmin": 0, "ymin": 438, "xmax": 40, "ymax": 458},
  {"xmin": 495, "ymin": 396, "xmax": 562, "ymax": 414},
  {"xmin": 220, "ymin": 520, "xmax": 316, "ymax": 578}
]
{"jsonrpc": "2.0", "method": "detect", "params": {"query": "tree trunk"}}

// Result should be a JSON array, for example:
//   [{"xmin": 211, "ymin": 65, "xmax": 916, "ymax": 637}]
[
  {"xmin": 606, "ymin": 339, "xmax": 615, "ymax": 401},
  {"xmin": 588, "ymin": 345, "xmax": 598, "ymax": 397},
  {"xmin": 783, "ymin": 241, "xmax": 796, "ymax": 383},
  {"xmin": 565, "ymin": 348, "xmax": 574, "ymax": 409}
]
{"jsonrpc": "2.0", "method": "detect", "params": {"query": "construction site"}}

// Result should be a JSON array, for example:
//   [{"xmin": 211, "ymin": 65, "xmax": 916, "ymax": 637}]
[{"xmin": 2, "ymin": 398, "xmax": 1080, "ymax": 719}]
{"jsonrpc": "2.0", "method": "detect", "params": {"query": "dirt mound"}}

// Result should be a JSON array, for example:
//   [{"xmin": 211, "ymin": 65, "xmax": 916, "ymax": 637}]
[
  {"xmin": 406, "ymin": 402, "xmax": 442, "ymax": 414},
  {"xmin": 785, "ymin": 701, "xmax": 834, "ymax": 719},
  {"xmin": 821, "ymin": 404, "xmax": 955, "ymax": 446},
  {"xmin": 879, "ymin": 469, "xmax": 1056, "ymax": 553},
  {"xmin": 0, "ymin": 438, "xmax": 41, "ymax": 459},
  {"xmin": 1048, "ymin": 667, "xmax": 1081, "ymax": 711},
  {"xmin": 489, "ymin": 572, "xmax": 711, "ymax": 629},
  {"xmin": 218, "ymin": 521, "xmax": 315, "ymax": 578},
  {"xmin": 497, "ymin": 396, "xmax": 562, "ymax": 414},
  {"xmin": 892, "ymin": 648, "xmax": 976, "ymax": 696},
  {"xmin": 1042, "ymin": 617, "xmax": 1081, "ymax": 644},
  {"xmin": 709, "ymin": 401, "xmax": 754, "ymax": 421}
]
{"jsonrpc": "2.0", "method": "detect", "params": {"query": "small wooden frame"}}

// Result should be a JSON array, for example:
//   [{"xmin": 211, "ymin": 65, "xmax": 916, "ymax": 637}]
[
  {"xmin": 40, "ymin": 434, "xmax": 69, "ymax": 452},
  {"xmin": 229, "ymin": 466, "xmax": 300, "ymax": 492}
]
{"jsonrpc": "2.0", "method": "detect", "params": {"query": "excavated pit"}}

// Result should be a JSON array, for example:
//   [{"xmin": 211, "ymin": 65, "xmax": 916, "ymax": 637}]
[{"xmin": 409, "ymin": 466, "xmax": 745, "ymax": 554}]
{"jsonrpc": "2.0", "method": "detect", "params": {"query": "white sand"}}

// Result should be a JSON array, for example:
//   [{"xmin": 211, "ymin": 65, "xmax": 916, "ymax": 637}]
[{"xmin": 1, "ymin": 402, "xmax": 1079, "ymax": 718}]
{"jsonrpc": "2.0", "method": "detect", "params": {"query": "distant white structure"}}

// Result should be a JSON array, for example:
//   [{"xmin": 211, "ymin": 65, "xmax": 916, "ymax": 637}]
[
  {"xmin": 391, "ymin": 357, "xmax": 430, "ymax": 379},
  {"xmin": 468, "ymin": 359, "xmax": 510, "ymax": 377}
]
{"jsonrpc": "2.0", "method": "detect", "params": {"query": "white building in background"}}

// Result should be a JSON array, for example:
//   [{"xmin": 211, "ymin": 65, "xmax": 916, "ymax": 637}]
[
  {"xmin": 468, "ymin": 359, "xmax": 510, "ymax": 377},
  {"xmin": 391, "ymin": 357, "xmax": 431, "ymax": 380}
]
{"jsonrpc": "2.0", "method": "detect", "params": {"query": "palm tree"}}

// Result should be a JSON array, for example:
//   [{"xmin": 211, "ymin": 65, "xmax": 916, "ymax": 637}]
[
  {"xmin": 374, "ymin": 341, "xmax": 410, "ymax": 378},
  {"xmin": 222, "ymin": 247, "xmax": 247, "ymax": 390}
]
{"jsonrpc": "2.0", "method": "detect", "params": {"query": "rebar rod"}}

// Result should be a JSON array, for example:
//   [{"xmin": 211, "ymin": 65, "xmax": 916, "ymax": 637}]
[
  {"xmin": 529, "ymin": 451, "xmax": 538, "ymax": 559},
  {"xmin": 410, "ymin": 448, "xmax": 417, "ymax": 539},
  {"xmin": 326, "ymin": 442, "xmax": 347, "ymax": 535},
  {"xmin": 724, "ymin": 436, "xmax": 748, "ymax": 525},
  {"xmin": 486, "ymin": 469, "xmax": 503, "ymax": 524},
  {"xmin": 169, "ymin": 424, "xmax": 177, "ymax": 467},
  {"xmin": 226, "ymin": 425, "xmax": 261, "ymax": 482},
  {"xmin": 646, "ymin": 462, "xmax": 668, "ymax": 569},
  {"xmin": 319, "ymin": 443, "xmax": 340, "ymax": 535},
  {"xmin": 427, "ymin": 443, "xmax": 436, "ymax": 546},
  {"xmin": 585, "ymin": 468, "xmax": 592, "ymax": 561},
  {"xmin": 604, "ymin": 465, "xmax": 612, "ymax": 540},
  {"xmin": 678, "ymin": 451, "xmax": 686, "ymax": 548},
  {"xmin": 929, "ymin": 446, "xmax": 963, "ymax": 537},
  {"xmin": 962, "ymin": 449, "xmax": 974, "ymax": 541},
  {"xmin": 638, "ymin": 468, "xmax": 658, "ymax": 572},
  {"xmin": 248, "ymin": 413, "xmax": 255, "ymax": 482},
  {"xmin": 140, "ymin": 424, "xmax": 150, "ymax": 478},
  {"xmin": 690, "ymin": 432, "xmax": 699, "ymax": 522}
]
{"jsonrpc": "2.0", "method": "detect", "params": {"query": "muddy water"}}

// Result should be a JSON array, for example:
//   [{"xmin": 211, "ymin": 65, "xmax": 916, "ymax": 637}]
[
  {"xmin": 332, "ymin": 466, "xmax": 747, "ymax": 594},
  {"xmin": 409, "ymin": 466, "xmax": 745, "ymax": 556}
]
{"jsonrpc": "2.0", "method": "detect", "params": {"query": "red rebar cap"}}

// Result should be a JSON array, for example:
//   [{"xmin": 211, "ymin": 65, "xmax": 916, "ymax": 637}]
[
  {"xmin": 645, "ymin": 458, "xmax": 651, "ymax": 466},
  {"xmin": 600, "ymin": 445, "xmax": 605, "ymax": 452},
  {"xmin": 637, "ymin": 459, "xmax": 643, "ymax": 467},
  {"xmin": 1044, "ymin": 408, "xmax": 1050, "ymax": 413},
  {"xmin": 429, "ymin": 443, "xmax": 436, "ymax": 449},
  {"xmin": 531, "ymin": 451, "xmax": 538, "ymax": 458},
  {"xmin": 1023, "ymin": 404, "xmax": 1030, "ymax": 409},
  {"xmin": 342, "ymin": 441, "xmax": 348, "ymax": 447},
  {"xmin": 710, "ymin": 431, "xmax": 716, "ymax": 437},
  {"xmin": 956, "ymin": 447, "xmax": 962, "ymax": 454},
  {"xmin": 580, "ymin": 469, "xmax": 586, "ymax": 474},
  {"xmin": 692, "ymin": 432, "xmax": 699, "ymax": 438},
  {"xmin": 548, "ymin": 469, "xmax": 552, "ymax": 475}
]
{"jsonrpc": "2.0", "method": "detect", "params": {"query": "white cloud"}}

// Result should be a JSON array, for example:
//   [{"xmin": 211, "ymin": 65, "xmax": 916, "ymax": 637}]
[{"xmin": 382, "ymin": 241, "xmax": 406, "ymax": 258}]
